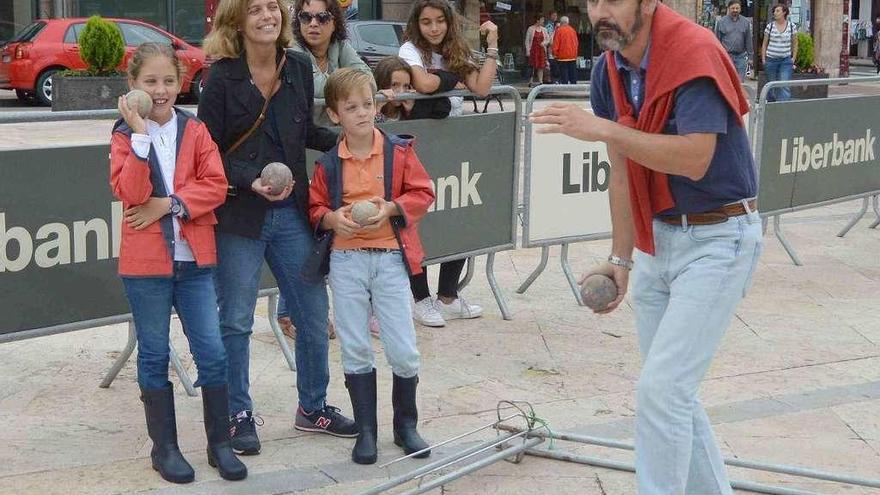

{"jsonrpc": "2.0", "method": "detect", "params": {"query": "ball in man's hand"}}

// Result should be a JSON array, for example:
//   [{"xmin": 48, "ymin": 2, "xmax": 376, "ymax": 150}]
[
  {"xmin": 260, "ymin": 162, "xmax": 293, "ymax": 195},
  {"xmin": 124, "ymin": 89, "xmax": 153, "ymax": 119},
  {"xmin": 351, "ymin": 200, "xmax": 379, "ymax": 226},
  {"xmin": 580, "ymin": 274, "xmax": 618, "ymax": 311}
]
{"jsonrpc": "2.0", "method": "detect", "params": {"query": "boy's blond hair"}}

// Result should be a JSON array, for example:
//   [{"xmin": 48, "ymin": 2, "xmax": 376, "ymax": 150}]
[{"xmin": 324, "ymin": 68, "xmax": 378, "ymax": 112}]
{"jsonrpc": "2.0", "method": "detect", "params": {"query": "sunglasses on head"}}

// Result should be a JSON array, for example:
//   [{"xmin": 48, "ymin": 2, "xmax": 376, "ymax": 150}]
[{"xmin": 297, "ymin": 11, "xmax": 333, "ymax": 25}]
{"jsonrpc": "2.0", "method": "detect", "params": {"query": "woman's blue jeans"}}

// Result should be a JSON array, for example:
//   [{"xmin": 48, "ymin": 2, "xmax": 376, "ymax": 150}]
[
  {"xmin": 215, "ymin": 206, "xmax": 330, "ymax": 415},
  {"xmin": 764, "ymin": 56, "xmax": 793, "ymax": 102}
]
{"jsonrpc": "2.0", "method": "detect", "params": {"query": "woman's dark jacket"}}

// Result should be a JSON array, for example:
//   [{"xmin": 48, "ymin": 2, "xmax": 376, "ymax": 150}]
[{"xmin": 198, "ymin": 49, "xmax": 337, "ymax": 238}]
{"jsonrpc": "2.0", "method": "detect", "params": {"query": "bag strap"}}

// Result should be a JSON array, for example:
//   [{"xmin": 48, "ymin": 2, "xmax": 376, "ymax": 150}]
[{"xmin": 224, "ymin": 57, "xmax": 286, "ymax": 157}]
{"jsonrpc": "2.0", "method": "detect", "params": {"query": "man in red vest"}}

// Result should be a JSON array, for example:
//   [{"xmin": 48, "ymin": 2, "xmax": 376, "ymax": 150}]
[
  {"xmin": 531, "ymin": 1, "xmax": 761, "ymax": 493},
  {"xmin": 552, "ymin": 16, "xmax": 580, "ymax": 84}
]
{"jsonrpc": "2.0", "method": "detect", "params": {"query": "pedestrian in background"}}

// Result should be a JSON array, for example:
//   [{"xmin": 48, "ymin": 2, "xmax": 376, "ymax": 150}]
[
  {"xmin": 199, "ymin": 0, "xmax": 356, "ymax": 458},
  {"xmin": 111, "ymin": 42, "xmax": 247, "ymax": 483},
  {"xmin": 552, "ymin": 16, "xmax": 579, "ymax": 84},
  {"xmin": 545, "ymin": 11, "xmax": 560, "ymax": 83},
  {"xmin": 715, "ymin": 0, "xmax": 752, "ymax": 81},
  {"xmin": 525, "ymin": 14, "xmax": 550, "ymax": 87},
  {"xmin": 761, "ymin": 2, "xmax": 797, "ymax": 102}
]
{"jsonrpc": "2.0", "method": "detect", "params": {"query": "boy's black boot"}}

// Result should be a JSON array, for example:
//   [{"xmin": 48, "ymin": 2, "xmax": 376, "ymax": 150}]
[
  {"xmin": 392, "ymin": 374, "xmax": 430, "ymax": 458},
  {"xmin": 345, "ymin": 369, "xmax": 378, "ymax": 464},
  {"xmin": 140, "ymin": 385, "xmax": 195, "ymax": 483}
]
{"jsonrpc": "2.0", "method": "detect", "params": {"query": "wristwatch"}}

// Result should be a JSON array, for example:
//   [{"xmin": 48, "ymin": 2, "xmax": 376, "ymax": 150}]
[
  {"xmin": 607, "ymin": 255, "xmax": 634, "ymax": 270},
  {"xmin": 169, "ymin": 197, "xmax": 183, "ymax": 217}
]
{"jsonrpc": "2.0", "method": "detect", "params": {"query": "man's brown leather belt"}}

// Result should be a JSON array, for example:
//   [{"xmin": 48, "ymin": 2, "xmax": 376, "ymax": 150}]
[{"xmin": 658, "ymin": 199, "xmax": 757, "ymax": 226}]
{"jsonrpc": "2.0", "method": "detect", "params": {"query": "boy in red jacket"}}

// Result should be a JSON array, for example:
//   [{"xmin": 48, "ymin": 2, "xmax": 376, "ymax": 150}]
[{"xmin": 308, "ymin": 68, "xmax": 436, "ymax": 465}]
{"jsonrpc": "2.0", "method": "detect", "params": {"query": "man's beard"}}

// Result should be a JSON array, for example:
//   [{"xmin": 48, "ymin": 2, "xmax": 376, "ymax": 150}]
[{"xmin": 592, "ymin": 3, "xmax": 644, "ymax": 51}]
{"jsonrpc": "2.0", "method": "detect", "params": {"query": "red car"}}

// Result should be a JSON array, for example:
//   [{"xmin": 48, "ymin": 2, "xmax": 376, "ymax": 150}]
[{"xmin": 0, "ymin": 18, "xmax": 208, "ymax": 106}]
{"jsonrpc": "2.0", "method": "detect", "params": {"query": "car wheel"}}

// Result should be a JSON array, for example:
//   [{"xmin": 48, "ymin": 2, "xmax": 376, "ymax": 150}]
[
  {"xmin": 35, "ymin": 69, "xmax": 59, "ymax": 106},
  {"xmin": 189, "ymin": 71, "xmax": 203, "ymax": 103},
  {"xmin": 15, "ymin": 89, "xmax": 36, "ymax": 105}
]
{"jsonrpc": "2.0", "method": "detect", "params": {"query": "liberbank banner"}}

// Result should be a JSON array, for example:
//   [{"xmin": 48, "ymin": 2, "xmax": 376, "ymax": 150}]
[
  {"xmin": 0, "ymin": 111, "xmax": 517, "ymax": 336},
  {"xmin": 758, "ymin": 96, "xmax": 880, "ymax": 213}
]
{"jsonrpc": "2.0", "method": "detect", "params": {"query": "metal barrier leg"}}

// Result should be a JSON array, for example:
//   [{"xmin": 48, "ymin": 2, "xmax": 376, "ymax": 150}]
[
  {"xmin": 516, "ymin": 246, "xmax": 550, "ymax": 294},
  {"xmin": 267, "ymin": 293, "xmax": 297, "ymax": 372},
  {"xmin": 169, "ymin": 344, "xmax": 197, "ymax": 397},
  {"xmin": 526, "ymin": 448, "xmax": 824, "ymax": 495},
  {"xmin": 99, "ymin": 321, "xmax": 137, "ymax": 389},
  {"xmin": 837, "ymin": 197, "xmax": 869, "ymax": 237},
  {"xmin": 457, "ymin": 257, "xmax": 476, "ymax": 292},
  {"xmin": 486, "ymin": 252, "xmax": 513, "ymax": 320},
  {"xmin": 773, "ymin": 215, "xmax": 803, "ymax": 266},
  {"xmin": 560, "ymin": 243, "xmax": 585, "ymax": 306},
  {"xmin": 870, "ymin": 195, "xmax": 880, "ymax": 229}
]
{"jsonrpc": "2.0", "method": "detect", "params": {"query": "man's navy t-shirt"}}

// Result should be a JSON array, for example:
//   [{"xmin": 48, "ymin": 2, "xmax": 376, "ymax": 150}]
[{"xmin": 589, "ymin": 52, "xmax": 756, "ymax": 215}]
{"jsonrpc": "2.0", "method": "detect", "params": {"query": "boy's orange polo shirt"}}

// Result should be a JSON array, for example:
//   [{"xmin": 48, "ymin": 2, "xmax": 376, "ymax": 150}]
[{"xmin": 332, "ymin": 128, "xmax": 399, "ymax": 251}]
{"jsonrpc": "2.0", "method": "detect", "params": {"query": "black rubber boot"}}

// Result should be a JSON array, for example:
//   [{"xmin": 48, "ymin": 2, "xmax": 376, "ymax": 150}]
[
  {"xmin": 202, "ymin": 385, "xmax": 248, "ymax": 481},
  {"xmin": 392, "ymin": 374, "xmax": 430, "ymax": 458},
  {"xmin": 140, "ymin": 385, "xmax": 195, "ymax": 484},
  {"xmin": 345, "ymin": 369, "xmax": 378, "ymax": 465}
]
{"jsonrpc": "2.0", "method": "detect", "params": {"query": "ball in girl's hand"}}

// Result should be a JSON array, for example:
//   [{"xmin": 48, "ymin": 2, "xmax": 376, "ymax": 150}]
[
  {"xmin": 124, "ymin": 89, "xmax": 153, "ymax": 119},
  {"xmin": 260, "ymin": 162, "xmax": 293, "ymax": 195},
  {"xmin": 351, "ymin": 200, "xmax": 379, "ymax": 226},
  {"xmin": 580, "ymin": 274, "xmax": 618, "ymax": 311}
]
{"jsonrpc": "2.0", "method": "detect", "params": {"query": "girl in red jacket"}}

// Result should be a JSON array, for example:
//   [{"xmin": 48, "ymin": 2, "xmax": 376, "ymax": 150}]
[{"xmin": 110, "ymin": 42, "xmax": 246, "ymax": 484}]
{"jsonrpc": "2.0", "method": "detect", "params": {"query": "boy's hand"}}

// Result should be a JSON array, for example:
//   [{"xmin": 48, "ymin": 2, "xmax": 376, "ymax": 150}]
[
  {"xmin": 360, "ymin": 197, "xmax": 400, "ymax": 231},
  {"xmin": 252, "ymin": 178, "xmax": 294, "ymax": 202},
  {"xmin": 323, "ymin": 204, "xmax": 361, "ymax": 236}
]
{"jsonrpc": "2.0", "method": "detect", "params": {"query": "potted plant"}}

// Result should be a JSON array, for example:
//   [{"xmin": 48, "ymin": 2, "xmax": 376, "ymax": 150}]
[
  {"xmin": 791, "ymin": 32, "xmax": 829, "ymax": 99},
  {"xmin": 52, "ymin": 15, "xmax": 127, "ymax": 111}
]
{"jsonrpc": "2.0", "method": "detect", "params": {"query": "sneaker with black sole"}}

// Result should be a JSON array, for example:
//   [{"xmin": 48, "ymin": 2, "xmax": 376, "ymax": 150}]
[
  {"xmin": 294, "ymin": 404, "xmax": 358, "ymax": 438},
  {"xmin": 229, "ymin": 410, "xmax": 262, "ymax": 455}
]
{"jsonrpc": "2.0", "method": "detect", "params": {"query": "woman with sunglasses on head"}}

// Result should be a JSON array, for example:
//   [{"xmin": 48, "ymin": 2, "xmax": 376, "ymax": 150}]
[
  {"xmin": 291, "ymin": 0, "xmax": 371, "ymax": 125},
  {"xmin": 198, "ymin": 0, "xmax": 356, "ymax": 458},
  {"xmin": 276, "ymin": 0, "xmax": 373, "ymax": 340}
]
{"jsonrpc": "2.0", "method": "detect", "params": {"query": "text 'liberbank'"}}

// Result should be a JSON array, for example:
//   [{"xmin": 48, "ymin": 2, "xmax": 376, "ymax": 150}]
[{"xmin": 779, "ymin": 129, "xmax": 876, "ymax": 174}]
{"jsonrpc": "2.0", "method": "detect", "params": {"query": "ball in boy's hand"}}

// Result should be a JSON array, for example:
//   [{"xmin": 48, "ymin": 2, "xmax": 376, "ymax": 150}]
[
  {"xmin": 260, "ymin": 162, "xmax": 293, "ymax": 195},
  {"xmin": 124, "ymin": 89, "xmax": 153, "ymax": 119},
  {"xmin": 580, "ymin": 274, "xmax": 618, "ymax": 311},
  {"xmin": 351, "ymin": 200, "xmax": 379, "ymax": 226}
]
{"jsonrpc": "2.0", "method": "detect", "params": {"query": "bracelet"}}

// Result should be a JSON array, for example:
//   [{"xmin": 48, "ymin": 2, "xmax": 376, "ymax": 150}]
[
  {"xmin": 607, "ymin": 255, "xmax": 634, "ymax": 270},
  {"xmin": 485, "ymin": 52, "xmax": 499, "ymax": 60}
]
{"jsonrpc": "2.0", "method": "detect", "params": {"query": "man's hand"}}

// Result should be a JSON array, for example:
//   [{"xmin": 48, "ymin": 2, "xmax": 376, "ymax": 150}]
[
  {"xmin": 579, "ymin": 261, "xmax": 630, "ymax": 314},
  {"xmin": 252, "ymin": 177, "xmax": 294, "ymax": 202},
  {"xmin": 124, "ymin": 197, "xmax": 171, "ymax": 230},
  {"xmin": 323, "ymin": 204, "xmax": 361, "ymax": 236},
  {"xmin": 359, "ymin": 197, "xmax": 400, "ymax": 231},
  {"xmin": 530, "ymin": 103, "xmax": 612, "ymax": 142}
]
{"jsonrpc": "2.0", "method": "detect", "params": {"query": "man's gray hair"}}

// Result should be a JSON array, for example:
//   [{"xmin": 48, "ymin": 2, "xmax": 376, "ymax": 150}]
[{"xmin": 560, "ymin": 15, "xmax": 570, "ymax": 24}]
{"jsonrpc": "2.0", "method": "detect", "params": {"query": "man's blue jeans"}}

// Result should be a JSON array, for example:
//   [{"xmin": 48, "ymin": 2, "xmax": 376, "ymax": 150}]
[
  {"xmin": 122, "ymin": 262, "xmax": 228, "ymax": 390},
  {"xmin": 215, "ymin": 206, "xmax": 330, "ymax": 415},
  {"xmin": 631, "ymin": 209, "xmax": 763, "ymax": 495},
  {"xmin": 729, "ymin": 52, "xmax": 748, "ymax": 81},
  {"xmin": 764, "ymin": 56, "xmax": 793, "ymax": 102}
]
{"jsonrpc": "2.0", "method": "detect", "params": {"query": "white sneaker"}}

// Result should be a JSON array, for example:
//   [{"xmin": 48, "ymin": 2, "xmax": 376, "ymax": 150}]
[
  {"xmin": 436, "ymin": 297, "xmax": 483, "ymax": 320},
  {"xmin": 413, "ymin": 297, "xmax": 446, "ymax": 327}
]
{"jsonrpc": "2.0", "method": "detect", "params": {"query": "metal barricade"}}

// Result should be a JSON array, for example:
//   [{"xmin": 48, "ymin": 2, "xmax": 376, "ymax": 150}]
[{"xmin": 754, "ymin": 76, "xmax": 880, "ymax": 266}]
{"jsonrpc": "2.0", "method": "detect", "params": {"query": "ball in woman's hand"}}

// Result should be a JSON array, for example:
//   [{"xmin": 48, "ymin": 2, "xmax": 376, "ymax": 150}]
[
  {"xmin": 351, "ymin": 200, "xmax": 379, "ymax": 226},
  {"xmin": 260, "ymin": 162, "xmax": 293, "ymax": 195},
  {"xmin": 124, "ymin": 89, "xmax": 153, "ymax": 119},
  {"xmin": 580, "ymin": 274, "xmax": 618, "ymax": 311}
]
